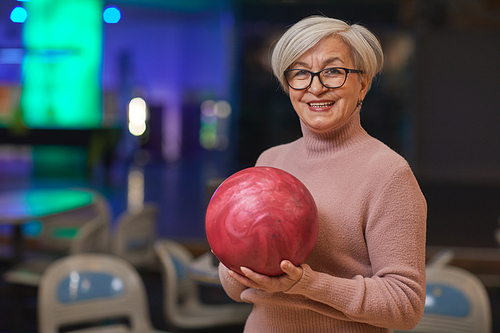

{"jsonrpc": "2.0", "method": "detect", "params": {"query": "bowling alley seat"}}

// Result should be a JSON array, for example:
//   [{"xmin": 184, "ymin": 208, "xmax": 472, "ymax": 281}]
[
  {"xmin": 3, "ymin": 191, "xmax": 111, "ymax": 286},
  {"xmin": 37, "ymin": 190, "xmax": 111, "ymax": 254},
  {"xmin": 110, "ymin": 203, "xmax": 159, "ymax": 270},
  {"xmin": 394, "ymin": 249, "xmax": 492, "ymax": 333},
  {"xmin": 38, "ymin": 253, "xmax": 168, "ymax": 333},
  {"xmin": 154, "ymin": 239, "xmax": 252, "ymax": 330}
]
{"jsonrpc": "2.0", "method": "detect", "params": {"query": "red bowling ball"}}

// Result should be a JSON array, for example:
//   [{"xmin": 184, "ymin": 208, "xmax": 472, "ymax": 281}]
[{"xmin": 205, "ymin": 166, "xmax": 319, "ymax": 276}]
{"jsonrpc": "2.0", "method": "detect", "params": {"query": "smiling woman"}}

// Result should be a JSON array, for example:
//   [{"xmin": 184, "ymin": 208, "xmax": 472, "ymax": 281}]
[{"xmin": 216, "ymin": 15, "xmax": 427, "ymax": 333}]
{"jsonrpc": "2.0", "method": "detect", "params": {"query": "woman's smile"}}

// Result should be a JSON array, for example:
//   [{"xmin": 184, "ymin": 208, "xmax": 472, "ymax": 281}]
[{"xmin": 307, "ymin": 100, "xmax": 335, "ymax": 110}]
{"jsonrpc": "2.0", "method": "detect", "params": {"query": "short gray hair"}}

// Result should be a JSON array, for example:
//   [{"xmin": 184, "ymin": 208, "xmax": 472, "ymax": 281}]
[{"xmin": 271, "ymin": 16, "xmax": 384, "ymax": 92}]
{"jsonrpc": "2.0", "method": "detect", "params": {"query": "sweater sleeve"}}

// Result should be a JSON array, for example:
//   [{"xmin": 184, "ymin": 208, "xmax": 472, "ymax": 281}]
[
  {"xmin": 284, "ymin": 165, "xmax": 427, "ymax": 330},
  {"xmin": 218, "ymin": 262, "xmax": 249, "ymax": 302}
]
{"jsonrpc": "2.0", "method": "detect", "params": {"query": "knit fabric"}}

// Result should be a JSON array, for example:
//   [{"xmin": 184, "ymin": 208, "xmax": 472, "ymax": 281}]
[{"xmin": 219, "ymin": 108, "xmax": 427, "ymax": 332}]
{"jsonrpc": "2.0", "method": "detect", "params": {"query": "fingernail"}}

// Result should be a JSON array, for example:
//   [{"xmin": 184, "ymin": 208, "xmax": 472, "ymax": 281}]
[{"xmin": 240, "ymin": 267, "xmax": 249, "ymax": 275}]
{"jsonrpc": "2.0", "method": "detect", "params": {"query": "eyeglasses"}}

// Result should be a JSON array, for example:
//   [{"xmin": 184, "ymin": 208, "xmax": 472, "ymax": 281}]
[{"xmin": 284, "ymin": 67, "xmax": 362, "ymax": 90}]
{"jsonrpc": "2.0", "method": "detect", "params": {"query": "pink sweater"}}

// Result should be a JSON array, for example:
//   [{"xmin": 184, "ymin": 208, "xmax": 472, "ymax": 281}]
[{"xmin": 218, "ymin": 109, "xmax": 427, "ymax": 332}]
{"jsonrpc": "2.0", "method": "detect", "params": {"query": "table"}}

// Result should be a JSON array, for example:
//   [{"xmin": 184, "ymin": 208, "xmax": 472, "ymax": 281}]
[{"xmin": 0, "ymin": 188, "xmax": 95, "ymax": 264}]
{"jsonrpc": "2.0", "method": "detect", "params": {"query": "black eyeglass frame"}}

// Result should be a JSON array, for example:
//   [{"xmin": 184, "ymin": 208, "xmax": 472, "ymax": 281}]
[{"xmin": 284, "ymin": 67, "xmax": 363, "ymax": 90}]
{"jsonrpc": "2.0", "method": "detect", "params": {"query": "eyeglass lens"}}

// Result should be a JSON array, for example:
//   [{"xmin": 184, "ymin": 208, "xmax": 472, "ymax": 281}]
[{"xmin": 285, "ymin": 67, "xmax": 348, "ymax": 90}]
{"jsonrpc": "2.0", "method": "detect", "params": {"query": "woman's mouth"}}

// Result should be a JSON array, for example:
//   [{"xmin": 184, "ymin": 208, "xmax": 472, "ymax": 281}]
[{"xmin": 308, "ymin": 101, "xmax": 335, "ymax": 108}]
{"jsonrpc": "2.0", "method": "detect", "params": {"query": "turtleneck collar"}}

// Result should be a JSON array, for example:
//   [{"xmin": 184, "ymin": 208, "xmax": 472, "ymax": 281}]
[{"xmin": 300, "ymin": 107, "xmax": 371, "ymax": 158}]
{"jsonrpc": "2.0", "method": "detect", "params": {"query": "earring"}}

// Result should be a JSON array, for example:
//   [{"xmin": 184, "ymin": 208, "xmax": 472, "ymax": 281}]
[{"xmin": 356, "ymin": 100, "xmax": 363, "ymax": 107}]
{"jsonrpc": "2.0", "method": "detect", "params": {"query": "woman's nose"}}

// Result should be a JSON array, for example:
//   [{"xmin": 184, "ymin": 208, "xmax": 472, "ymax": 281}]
[{"xmin": 308, "ymin": 75, "xmax": 327, "ymax": 94}]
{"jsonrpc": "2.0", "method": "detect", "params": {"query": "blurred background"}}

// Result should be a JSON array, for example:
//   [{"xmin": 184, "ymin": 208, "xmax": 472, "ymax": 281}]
[{"xmin": 0, "ymin": 0, "xmax": 499, "ymax": 331}]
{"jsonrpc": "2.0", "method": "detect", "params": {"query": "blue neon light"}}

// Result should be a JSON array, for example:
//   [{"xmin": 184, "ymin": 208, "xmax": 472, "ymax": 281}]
[
  {"xmin": 103, "ymin": 6, "xmax": 121, "ymax": 24},
  {"xmin": 10, "ymin": 7, "xmax": 28, "ymax": 23}
]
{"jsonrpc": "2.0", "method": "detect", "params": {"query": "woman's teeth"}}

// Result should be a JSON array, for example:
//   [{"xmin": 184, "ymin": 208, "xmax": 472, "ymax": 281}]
[{"xmin": 309, "ymin": 101, "xmax": 334, "ymax": 107}]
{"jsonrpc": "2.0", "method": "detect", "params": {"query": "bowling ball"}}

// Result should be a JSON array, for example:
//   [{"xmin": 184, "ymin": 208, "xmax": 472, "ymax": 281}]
[{"xmin": 205, "ymin": 166, "xmax": 319, "ymax": 276}]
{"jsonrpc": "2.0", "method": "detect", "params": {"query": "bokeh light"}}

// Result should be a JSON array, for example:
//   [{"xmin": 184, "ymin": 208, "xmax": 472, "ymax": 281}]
[
  {"xmin": 10, "ymin": 7, "xmax": 28, "ymax": 23},
  {"xmin": 103, "ymin": 6, "xmax": 121, "ymax": 24},
  {"xmin": 199, "ymin": 100, "xmax": 231, "ymax": 150},
  {"xmin": 128, "ymin": 97, "xmax": 148, "ymax": 136},
  {"xmin": 128, "ymin": 167, "xmax": 144, "ymax": 212}
]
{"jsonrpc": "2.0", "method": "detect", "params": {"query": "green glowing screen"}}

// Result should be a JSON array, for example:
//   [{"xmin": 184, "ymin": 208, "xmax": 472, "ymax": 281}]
[{"xmin": 21, "ymin": 0, "xmax": 103, "ymax": 128}]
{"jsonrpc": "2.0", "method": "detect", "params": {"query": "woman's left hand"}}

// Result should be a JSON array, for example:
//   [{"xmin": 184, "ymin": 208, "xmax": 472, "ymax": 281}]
[{"xmin": 228, "ymin": 260, "xmax": 303, "ymax": 293}]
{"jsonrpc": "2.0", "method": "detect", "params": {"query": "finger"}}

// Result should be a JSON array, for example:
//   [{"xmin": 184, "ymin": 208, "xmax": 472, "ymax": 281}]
[
  {"xmin": 241, "ymin": 266, "xmax": 272, "ymax": 284},
  {"xmin": 280, "ymin": 260, "xmax": 303, "ymax": 280},
  {"xmin": 229, "ymin": 269, "xmax": 259, "ymax": 288},
  {"xmin": 241, "ymin": 267, "xmax": 283, "ymax": 291}
]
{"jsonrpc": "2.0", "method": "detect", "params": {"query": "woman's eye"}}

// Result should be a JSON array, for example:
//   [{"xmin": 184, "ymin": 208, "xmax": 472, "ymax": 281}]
[
  {"xmin": 294, "ymin": 70, "xmax": 309, "ymax": 78},
  {"xmin": 324, "ymin": 68, "xmax": 342, "ymax": 76}
]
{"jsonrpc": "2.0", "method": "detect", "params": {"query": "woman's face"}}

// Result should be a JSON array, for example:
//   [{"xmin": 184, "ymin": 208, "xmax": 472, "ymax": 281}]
[{"xmin": 288, "ymin": 36, "xmax": 370, "ymax": 134}]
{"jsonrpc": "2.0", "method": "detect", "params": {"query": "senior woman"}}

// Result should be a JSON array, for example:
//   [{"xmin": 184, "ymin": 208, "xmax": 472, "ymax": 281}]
[{"xmin": 218, "ymin": 15, "xmax": 427, "ymax": 332}]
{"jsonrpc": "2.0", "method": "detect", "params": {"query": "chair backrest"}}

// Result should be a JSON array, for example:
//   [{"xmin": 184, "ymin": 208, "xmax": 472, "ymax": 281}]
[
  {"xmin": 155, "ymin": 240, "xmax": 206, "ymax": 328},
  {"xmin": 69, "ymin": 213, "xmax": 110, "ymax": 255},
  {"xmin": 38, "ymin": 253, "xmax": 153, "ymax": 333},
  {"xmin": 38, "ymin": 190, "xmax": 112, "ymax": 253},
  {"xmin": 154, "ymin": 240, "xmax": 199, "ymax": 320},
  {"xmin": 397, "ymin": 249, "xmax": 492, "ymax": 333},
  {"xmin": 154, "ymin": 240, "xmax": 253, "ymax": 330},
  {"xmin": 112, "ymin": 203, "xmax": 158, "ymax": 268},
  {"xmin": 414, "ymin": 265, "xmax": 492, "ymax": 333}
]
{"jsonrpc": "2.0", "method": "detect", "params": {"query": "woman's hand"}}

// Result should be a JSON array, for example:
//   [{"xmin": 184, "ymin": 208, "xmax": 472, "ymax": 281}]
[{"xmin": 228, "ymin": 260, "xmax": 303, "ymax": 293}]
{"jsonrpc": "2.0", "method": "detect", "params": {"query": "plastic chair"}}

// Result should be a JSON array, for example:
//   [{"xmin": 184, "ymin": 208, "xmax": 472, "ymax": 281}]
[
  {"xmin": 4, "ymin": 212, "xmax": 111, "ymax": 286},
  {"xmin": 38, "ymin": 253, "xmax": 167, "ymax": 333},
  {"xmin": 111, "ymin": 203, "xmax": 159, "ymax": 269},
  {"xmin": 3, "ymin": 191, "xmax": 111, "ymax": 286},
  {"xmin": 395, "ymin": 249, "xmax": 492, "ymax": 333},
  {"xmin": 154, "ymin": 239, "xmax": 252, "ymax": 330},
  {"xmin": 37, "ymin": 190, "xmax": 111, "ymax": 254}
]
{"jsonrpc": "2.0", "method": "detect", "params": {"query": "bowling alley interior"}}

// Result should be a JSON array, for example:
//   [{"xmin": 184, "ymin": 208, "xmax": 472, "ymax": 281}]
[{"xmin": 0, "ymin": 0, "xmax": 499, "ymax": 332}]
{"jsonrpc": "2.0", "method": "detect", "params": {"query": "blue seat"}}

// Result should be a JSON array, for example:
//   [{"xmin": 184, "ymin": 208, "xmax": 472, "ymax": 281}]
[
  {"xmin": 395, "ymin": 249, "xmax": 492, "ymax": 333},
  {"xmin": 111, "ymin": 203, "xmax": 159, "ymax": 270},
  {"xmin": 154, "ymin": 239, "xmax": 252, "ymax": 330},
  {"xmin": 38, "ymin": 253, "xmax": 168, "ymax": 333}
]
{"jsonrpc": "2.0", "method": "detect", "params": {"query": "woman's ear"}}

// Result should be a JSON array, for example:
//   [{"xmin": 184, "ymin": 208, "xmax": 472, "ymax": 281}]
[{"xmin": 358, "ymin": 73, "xmax": 371, "ymax": 102}]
